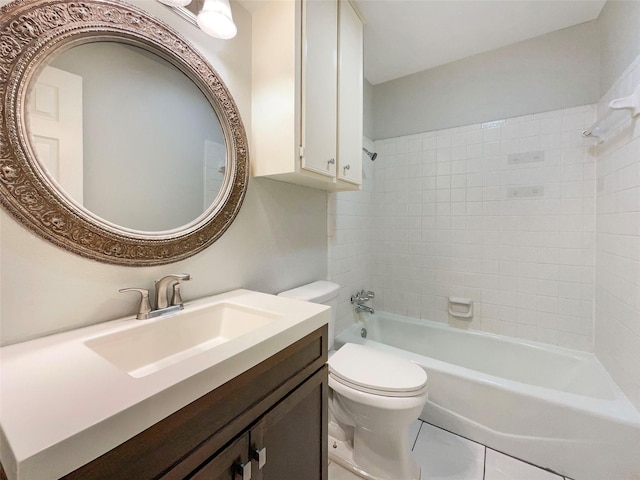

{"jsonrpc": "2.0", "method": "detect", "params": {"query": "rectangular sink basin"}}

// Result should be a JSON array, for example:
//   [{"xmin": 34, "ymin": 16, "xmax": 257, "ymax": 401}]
[{"xmin": 85, "ymin": 303, "xmax": 281, "ymax": 378}]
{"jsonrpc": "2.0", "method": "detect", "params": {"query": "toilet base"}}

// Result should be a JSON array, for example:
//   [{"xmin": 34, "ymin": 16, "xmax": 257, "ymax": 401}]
[
  {"xmin": 328, "ymin": 432, "xmax": 381, "ymax": 480},
  {"xmin": 328, "ymin": 430, "xmax": 421, "ymax": 480}
]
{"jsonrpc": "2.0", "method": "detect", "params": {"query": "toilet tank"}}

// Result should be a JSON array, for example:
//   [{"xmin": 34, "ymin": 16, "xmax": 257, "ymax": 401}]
[{"xmin": 278, "ymin": 281, "xmax": 340, "ymax": 349}]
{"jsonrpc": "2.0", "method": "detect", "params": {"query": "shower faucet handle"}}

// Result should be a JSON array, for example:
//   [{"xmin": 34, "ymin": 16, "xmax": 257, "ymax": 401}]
[{"xmin": 351, "ymin": 290, "xmax": 375, "ymax": 304}]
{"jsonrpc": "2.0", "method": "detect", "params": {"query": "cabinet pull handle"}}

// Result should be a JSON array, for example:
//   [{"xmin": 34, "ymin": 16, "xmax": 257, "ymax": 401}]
[
  {"xmin": 233, "ymin": 461, "xmax": 252, "ymax": 480},
  {"xmin": 251, "ymin": 447, "xmax": 267, "ymax": 469},
  {"xmin": 327, "ymin": 158, "xmax": 335, "ymax": 165},
  {"xmin": 343, "ymin": 164, "xmax": 351, "ymax": 173}
]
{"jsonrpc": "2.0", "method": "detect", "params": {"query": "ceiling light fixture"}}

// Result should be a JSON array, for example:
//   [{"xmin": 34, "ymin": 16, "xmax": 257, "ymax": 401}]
[
  {"xmin": 157, "ymin": 0, "xmax": 237, "ymax": 40},
  {"xmin": 157, "ymin": 0, "xmax": 193, "ymax": 7},
  {"xmin": 197, "ymin": 0, "xmax": 237, "ymax": 40}
]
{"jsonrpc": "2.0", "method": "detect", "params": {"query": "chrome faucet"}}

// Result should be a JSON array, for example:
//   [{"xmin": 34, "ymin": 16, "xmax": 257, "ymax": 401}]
[
  {"xmin": 351, "ymin": 290, "xmax": 375, "ymax": 303},
  {"xmin": 120, "ymin": 273, "xmax": 191, "ymax": 320},
  {"xmin": 351, "ymin": 289, "xmax": 375, "ymax": 314},
  {"xmin": 355, "ymin": 304, "xmax": 374, "ymax": 314}
]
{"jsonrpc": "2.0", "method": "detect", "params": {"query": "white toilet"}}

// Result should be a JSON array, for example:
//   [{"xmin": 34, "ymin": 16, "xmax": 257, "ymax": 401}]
[{"xmin": 279, "ymin": 281, "xmax": 428, "ymax": 480}]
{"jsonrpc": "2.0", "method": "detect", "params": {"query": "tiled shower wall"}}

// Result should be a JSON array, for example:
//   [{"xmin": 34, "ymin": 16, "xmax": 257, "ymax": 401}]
[
  {"xmin": 370, "ymin": 106, "xmax": 597, "ymax": 351},
  {"xmin": 328, "ymin": 137, "xmax": 376, "ymax": 338},
  {"xmin": 329, "ymin": 81, "xmax": 640, "ymax": 408},
  {"xmin": 594, "ymin": 54, "xmax": 640, "ymax": 409}
]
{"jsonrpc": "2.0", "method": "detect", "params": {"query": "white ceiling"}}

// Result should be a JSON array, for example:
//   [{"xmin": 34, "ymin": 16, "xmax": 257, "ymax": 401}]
[
  {"xmin": 351, "ymin": 0, "xmax": 606, "ymax": 85},
  {"xmin": 238, "ymin": 1, "xmax": 607, "ymax": 86}
]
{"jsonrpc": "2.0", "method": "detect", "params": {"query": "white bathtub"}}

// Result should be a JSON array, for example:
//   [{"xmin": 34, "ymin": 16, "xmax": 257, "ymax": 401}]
[{"xmin": 334, "ymin": 312, "xmax": 640, "ymax": 480}]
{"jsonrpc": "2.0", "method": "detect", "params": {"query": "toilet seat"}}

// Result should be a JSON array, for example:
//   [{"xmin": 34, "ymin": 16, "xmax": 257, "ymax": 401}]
[{"xmin": 328, "ymin": 343, "xmax": 427, "ymax": 397}]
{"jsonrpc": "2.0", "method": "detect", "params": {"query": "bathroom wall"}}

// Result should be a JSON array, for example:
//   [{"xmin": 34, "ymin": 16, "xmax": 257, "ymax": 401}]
[
  {"xmin": 0, "ymin": 0, "xmax": 328, "ymax": 345},
  {"xmin": 363, "ymin": 80, "xmax": 374, "ymax": 139},
  {"xmin": 372, "ymin": 106, "xmax": 596, "ymax": 351},
  {"xmin": 328, "ymin": 137, "xmax": 376, "ymax": 337},
  {"xmin": 593, "ymin": 2, "xmax": 640, "ymax": 410},
  {"xmin": 597, "ymin": 0, "xmax": 640, "ymax": 95},
  {"xmin": 373, "ymin": 21, "xmax": 599, "ymax": 139}
]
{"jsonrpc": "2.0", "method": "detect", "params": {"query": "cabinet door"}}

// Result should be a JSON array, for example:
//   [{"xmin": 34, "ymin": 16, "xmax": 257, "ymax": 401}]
[
  {"xmin": 337, "ymin": 0, "xmax": 363, "ymax": 186},
  {"xmin": 250, "ymin": 366, "xmax": 328, "ymax": 480},
  {"xmin": 300, "ymin": 0, "xmax": 338, "ymax": 179},
  {"xmin": 190, "ymin": 434, "xmax": 251, "ymax": 480}
]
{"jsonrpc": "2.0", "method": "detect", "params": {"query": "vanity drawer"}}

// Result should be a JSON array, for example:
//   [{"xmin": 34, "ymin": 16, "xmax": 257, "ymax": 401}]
[{"xmin": 61, "ymin": 325, "xmax": 327, "ymax": 480}]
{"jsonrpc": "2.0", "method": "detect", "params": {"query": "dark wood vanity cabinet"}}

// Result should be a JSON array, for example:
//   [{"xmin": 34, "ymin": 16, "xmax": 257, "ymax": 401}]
[
  {"xmin": 192, "ymin": 369, "xmax": 326, "ymax": 480},
  {"xmin": 62, "ymin": 326, "xmax": 328, "ymax": 480}
]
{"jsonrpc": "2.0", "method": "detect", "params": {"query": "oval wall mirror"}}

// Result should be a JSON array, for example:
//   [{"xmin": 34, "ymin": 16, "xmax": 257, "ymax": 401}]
[{"xmin": 0, "ymin": 0, "xmax": 249, "ymax": 266}]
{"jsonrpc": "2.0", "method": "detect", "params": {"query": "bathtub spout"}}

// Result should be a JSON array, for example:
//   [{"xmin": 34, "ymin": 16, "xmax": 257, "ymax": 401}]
[{"xmin": 355, "ymin": 304, "xmax": 374, "ymax": 314}]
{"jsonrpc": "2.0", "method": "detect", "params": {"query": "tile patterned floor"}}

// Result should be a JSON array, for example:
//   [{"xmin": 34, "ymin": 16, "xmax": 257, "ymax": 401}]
[{"xmin": 328, "ymin": 421, "xmax": 573, "ymax": 480}]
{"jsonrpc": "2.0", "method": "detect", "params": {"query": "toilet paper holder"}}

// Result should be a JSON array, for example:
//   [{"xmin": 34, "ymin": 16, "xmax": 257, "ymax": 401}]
[{"xmin": 448, "ymin": 297, "xmax": 473, "ymax": 319}]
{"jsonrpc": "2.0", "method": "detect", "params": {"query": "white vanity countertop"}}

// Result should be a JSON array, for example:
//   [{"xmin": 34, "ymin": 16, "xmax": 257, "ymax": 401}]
[{"xmin": 0, "ymin": 289, "xmax": 329, "ymax": 480}]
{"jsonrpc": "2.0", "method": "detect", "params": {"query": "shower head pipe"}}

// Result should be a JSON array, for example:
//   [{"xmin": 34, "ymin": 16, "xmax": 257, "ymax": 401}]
[{"xmin": 362, "ymin": 148, "xmax": 377, "ymax": 161}]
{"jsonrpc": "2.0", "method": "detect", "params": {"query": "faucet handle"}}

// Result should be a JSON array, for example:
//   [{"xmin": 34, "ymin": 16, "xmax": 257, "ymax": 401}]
[
  {"xmin": 171, "ymin": 282, "xmax": 185, "ymax": 308},
  {"xmin": 350, "ymin": 289, "xmax": 375, "ymax": 304},
  {"xmin": 170, "ymin": 274, "xmax": 190, "ymax": 307},
  {"xmin": 119, "ymin": 288, "xmax": 152, "ymax": 320},
  {"xmin": 170, "ymin": 273, "xmax": 190, "ymax": 282}
]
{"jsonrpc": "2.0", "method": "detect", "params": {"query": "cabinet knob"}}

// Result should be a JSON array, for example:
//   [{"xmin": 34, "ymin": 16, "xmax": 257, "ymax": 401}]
[
  {"xmin": 233, "ymin": 461, "xmax": 252, "ymax": 480},
  {"xmin": 327, "ymin": 158, "xmax": 335, "ymax": 165},
  {"xmin": 251, "ymin": 447, "xmax": 267, "ymax": 469},
  {"xmin": 343, "ymin": 164, "xmax": 351, "ymax": 173}
]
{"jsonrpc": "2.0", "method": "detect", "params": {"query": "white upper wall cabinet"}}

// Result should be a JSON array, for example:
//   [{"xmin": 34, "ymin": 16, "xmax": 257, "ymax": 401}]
[
  {"xmin": 251, "ymin": 0, "xmax": 363, "ymax": 191},
  {"xmin": 300, "ymin": 0, "xmax": 338, "ymax": 178},
  {"xmin": 337, "ymin": 0, "xmax": 363, "ymax": 186}
]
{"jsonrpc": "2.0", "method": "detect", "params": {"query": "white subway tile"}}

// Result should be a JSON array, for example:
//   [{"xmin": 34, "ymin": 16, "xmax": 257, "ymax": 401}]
[
  {"xmin": 422, "ymin": 136, "xmax": 438, "ymax": 151},
  {"xmin": 467, "ymin": 143, "xmax": 483, "ymax": 159},
  {"xmin": 437, "ymin": 134, "xmax": 452, "ymax": 148},
  {"xmin": 483, "ymin": 141, "xmax": 501, "ymax": 156},
  {"xmin": 483, "ymin": 126, "xmax": 502, "ymax": 143},
  {"xmin": 452, "ymin": 145, "xmax": 466, "ymax": 161}
]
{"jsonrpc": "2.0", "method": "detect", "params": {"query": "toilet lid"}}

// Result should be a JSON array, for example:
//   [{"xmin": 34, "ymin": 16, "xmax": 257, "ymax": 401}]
[{"xmin": 328, "ymin": 343, "xmax": 427, "ymax": 396}]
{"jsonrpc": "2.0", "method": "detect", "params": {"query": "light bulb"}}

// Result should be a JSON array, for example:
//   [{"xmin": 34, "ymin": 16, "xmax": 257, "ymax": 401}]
[
  {"xmin": 197, "ymin": 0, "xmax": 237, "ymax": 39},
  {"xmin": 157, "ymin": 0, "xmax": 193, "ymax": 6}
]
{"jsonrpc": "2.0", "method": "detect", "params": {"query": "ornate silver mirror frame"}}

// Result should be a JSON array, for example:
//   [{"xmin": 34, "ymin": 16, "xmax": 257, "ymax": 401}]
[{"xmin": 0, "ymin": 0, "xmax": 249, "ymax": 266}]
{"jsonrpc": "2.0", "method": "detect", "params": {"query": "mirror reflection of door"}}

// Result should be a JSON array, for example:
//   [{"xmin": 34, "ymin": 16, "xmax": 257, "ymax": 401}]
[
  {"xmin": 27, "ymin": 66, "xmax": 84, "ymax": 203},
  {"xmin": 204, "ymin": 139, "xmax": 226, "ymax": 209}
]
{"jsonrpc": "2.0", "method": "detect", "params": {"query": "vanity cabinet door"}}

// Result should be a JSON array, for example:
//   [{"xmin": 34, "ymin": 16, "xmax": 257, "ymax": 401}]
[
  {"xmin": 250, "ymin": 365, "xmax": 328, "ymax": 480},
  {"xmin": 190, "ymin": 434, "xmax": 251, "ymax": 480}
]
